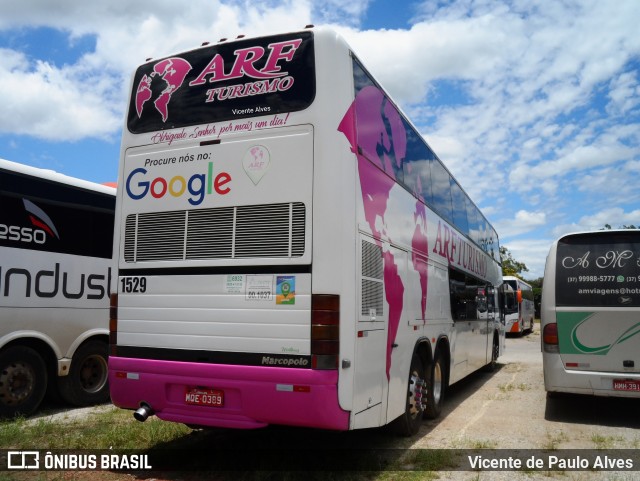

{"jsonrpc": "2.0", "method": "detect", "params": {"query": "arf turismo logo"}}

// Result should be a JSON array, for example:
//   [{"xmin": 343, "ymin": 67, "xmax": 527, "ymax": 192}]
[{"xmin": 136, "ymin": 58, "xmax": 193, "ymax": 122}]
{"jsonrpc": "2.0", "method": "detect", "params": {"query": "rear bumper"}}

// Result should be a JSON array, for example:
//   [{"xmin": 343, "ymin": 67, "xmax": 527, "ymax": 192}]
[
  {"xmin": 543, "ymin": 354, "xmax": 640, "ymax": 398},
  {"xmin": 109, "ymin": 356, "xmax": 350, "ymax": 430}
]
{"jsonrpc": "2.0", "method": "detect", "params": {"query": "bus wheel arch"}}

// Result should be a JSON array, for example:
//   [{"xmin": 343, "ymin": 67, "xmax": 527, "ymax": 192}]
[
  {"xmin": 0, "ymin": 343, "xmax": 50, "ymax": 418},
  {"xmin": 57, "ymin": 337, "xmax": 109, "ymax": 407}
]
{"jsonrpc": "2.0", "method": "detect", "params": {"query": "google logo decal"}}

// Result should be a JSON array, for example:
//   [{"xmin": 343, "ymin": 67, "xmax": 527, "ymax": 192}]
[{"xmin": 125, "ymin": 162, "xmax": 231, "ymax": 206}]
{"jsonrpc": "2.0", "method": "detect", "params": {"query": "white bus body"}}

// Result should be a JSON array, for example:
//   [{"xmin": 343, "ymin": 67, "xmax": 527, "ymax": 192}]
[
  {"xmin": 503, "ymin": 276, "xmax": 535, "ymax": 335},
  {"xmin": 542, "ymin": 230, "xmax": 640, "ymax": 397},
  {"xmin": 0, "ymin": 159, "xmax": 115, "ymax": 416},
  {"xmin": 109, "ymin": 27, "xmax": 504, "ymax": 435}
]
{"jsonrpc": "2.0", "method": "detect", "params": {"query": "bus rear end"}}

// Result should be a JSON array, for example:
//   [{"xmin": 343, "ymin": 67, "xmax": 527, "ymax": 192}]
[
  {"xmin": 109, "ymin": 30, "xmax": 350, "ymax": 430},
  {"xmin": 542, "ymin": 231, "xmax": 640, "ymax": 397}
]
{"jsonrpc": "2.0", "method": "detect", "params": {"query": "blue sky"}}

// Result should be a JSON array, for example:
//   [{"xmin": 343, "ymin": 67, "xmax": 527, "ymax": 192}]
[{"xmin": 1, "ymin": 0, "xmax": 639, "ymax": 279}]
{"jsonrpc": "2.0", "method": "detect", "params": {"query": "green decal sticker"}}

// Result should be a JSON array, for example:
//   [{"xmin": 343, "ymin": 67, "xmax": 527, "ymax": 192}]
[
  {"xmin": 557, "ymin": 311, "xmax": 640, "ymax": 355},
  {"xmin": 276, "ymin": 276, "xmax": 295, "ymax": 305}
]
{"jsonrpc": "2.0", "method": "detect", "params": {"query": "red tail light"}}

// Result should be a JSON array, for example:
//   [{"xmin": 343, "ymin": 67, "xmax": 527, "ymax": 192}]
[
  {"xmin": 542, "ymin": 322, "xmax": 559, "ymax": 353},
  {"xmin": 311, "ymin": 294, "xmax": 339, "ymax": 369}
]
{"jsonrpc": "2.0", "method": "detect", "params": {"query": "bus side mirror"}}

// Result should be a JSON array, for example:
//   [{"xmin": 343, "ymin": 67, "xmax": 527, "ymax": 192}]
[{"xmin": 517, "ymin": 290, "xmax": 522, "ymax": 303}]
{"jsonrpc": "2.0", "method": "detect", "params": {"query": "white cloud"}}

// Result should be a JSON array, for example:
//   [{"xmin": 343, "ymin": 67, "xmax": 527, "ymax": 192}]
[
  {"xmin": 0, "ymin": 0, "xmax": 315, "ymax": 141},
  {"xmin": 502, "ymin": 238, "xmax": 554, "ymax": 280},
  {"xmin": 552, "ymin": 208, "xmax": 640, "ymax": 238},
  {"xmin": 495, "ymin": 209, "xmax": 546, "ymax": 240},
  {"xmin": 607, "ymin": 71, "xmax": 640, "ymax": 115},
  {"xmin": 0, "ymin": 0, "xmax": 639, "ymax": 266}
]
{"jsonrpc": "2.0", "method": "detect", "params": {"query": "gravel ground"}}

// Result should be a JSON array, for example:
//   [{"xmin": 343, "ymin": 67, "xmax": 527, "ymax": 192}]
[{"xmin": 411, "ymin": 325, "xmax": 640, "ymax": 480}]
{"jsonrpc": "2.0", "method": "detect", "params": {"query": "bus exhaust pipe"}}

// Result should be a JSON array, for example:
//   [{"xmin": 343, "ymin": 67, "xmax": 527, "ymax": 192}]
[{"xmin": 134, "ymin": 404, "xmax": 154, "ymax": 422}]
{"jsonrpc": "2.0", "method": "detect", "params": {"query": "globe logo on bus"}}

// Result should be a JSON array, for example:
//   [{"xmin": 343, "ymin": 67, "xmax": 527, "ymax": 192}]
[
  {"xmin": 135, "ymin": 57, "xmax": 193, "ymax": 122},
  {"xmin": 242, "ymin": 145, "xmax": 271, "ymax": 185}
]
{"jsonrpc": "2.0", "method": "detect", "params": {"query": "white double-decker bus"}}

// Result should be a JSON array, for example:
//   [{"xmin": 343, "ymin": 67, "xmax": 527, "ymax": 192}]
[
  {"xmin": 109, "ymin": 27, "xmax": 504, "ymax": 435},
  {"xmin": 503, "ymin": 276, "xmax": 535, "ymax": 335},
  {"xmin": 542, "ymin": 230, "xmax": 640, "ymax": 397},
  {"xmin": 0, "ymin": 159, "xmax": 115, "ymax": 417}
]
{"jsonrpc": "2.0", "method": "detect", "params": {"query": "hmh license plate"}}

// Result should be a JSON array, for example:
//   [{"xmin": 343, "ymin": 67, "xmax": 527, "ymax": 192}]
[{"xmin": 613, "ymin": 379, "xmax": 640, "ymax": 392}]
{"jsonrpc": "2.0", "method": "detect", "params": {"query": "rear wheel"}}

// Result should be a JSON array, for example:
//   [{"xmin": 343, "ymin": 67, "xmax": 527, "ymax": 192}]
[
  {"xmin": 393, "ymin": 352, "xmax": 426, "ymax": 436},
  {"xmin": 58, "ymin": 340, "xmax": 109, "ymax": 406},
  {"xmin": 483, "ymin": 335, "xmax": 499, "ymax": 372},
  {"xmin": 424, "ymin": 349, "xmax": 445, "ymax": 419},
  {"xmin": 0, "ymin": 346, "xmax": 48, "ymax": 418}
]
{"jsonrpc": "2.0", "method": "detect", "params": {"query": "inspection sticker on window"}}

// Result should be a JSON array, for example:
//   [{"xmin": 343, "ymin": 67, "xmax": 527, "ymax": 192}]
[{"xmin": 246, "ymin": 275, "xmax": 273, "ymax": 301}]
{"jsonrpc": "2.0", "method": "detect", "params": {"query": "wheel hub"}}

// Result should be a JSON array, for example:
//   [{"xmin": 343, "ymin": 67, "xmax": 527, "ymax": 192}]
[{"xmin": 0, "ymin": 362, "xmax": 35, "ymax": 405}]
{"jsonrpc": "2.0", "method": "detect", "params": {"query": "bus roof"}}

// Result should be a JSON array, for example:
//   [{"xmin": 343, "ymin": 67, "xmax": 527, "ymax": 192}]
[{"xmin": 0, "ymin": 158, "xmax": 116, "ymax": 196}]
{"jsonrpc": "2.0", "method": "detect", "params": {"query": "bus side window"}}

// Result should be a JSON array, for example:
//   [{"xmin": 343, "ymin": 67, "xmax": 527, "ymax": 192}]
[{"xmin": 449, "ymin": 268, "xmax": 483, "ymax": 321}]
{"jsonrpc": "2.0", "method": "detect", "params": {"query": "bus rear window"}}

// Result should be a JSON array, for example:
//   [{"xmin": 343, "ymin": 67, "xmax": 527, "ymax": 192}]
[
  {"xmin": 555, "ymin": 232, "xmax": 640, "ymax": 307},
  {"xmin": 127, "ymin": 32, "xmax": 315, "ymax": 134}
]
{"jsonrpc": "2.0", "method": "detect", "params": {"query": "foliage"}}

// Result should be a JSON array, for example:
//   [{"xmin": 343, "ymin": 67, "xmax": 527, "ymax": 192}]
[
  {"xmin": 601, "ymin": 224, "xmax": 638, "ymax": 230},
  {"xmin": 499, "ymin": 246, "xmax": 528, "ymax": 277}
]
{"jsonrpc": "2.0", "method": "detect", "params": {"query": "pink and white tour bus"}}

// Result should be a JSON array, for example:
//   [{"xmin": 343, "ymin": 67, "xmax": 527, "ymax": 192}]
[{"xmin": 109, "ymin": 27, "xmax": 505, "ymax": 436}]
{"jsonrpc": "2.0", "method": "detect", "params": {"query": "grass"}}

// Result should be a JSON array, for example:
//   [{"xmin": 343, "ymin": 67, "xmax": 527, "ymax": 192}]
[
  {"xmin": 590, "ymin": 433, "xmax": 624, "ymax": 450},
  {"xmin": 0, "ymin": 406, "xmax": 190, "ymax": 450},
  {"xmin": 0, "ymin": 406, "xmax": 461, "ymax": 481},
  {"xmin": 542, "ymin": 430, "xmax": 569, "ymax": 450},
  {"xmin": 497, "ymin": 382, "xmax": 530, "ymax": 393}
]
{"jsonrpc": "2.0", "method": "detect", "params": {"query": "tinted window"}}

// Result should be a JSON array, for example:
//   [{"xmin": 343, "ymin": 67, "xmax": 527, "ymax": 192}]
[
  {"xmin": 0, "ymin": 170, "xmax": 115, "ymax": 258},
  {"xmin": 450, "ymin": 268, "xmax": 487, "ymax": 321},
  {"xmin": 450, "ymin": 180, "xmax": 468, "ymax": 234},
  {"xmin": 128, "ymin": 32, "xmax": 315, "ymax": 134},
  {"xmin": 430, "ymin": 159, "xmax": 453, "ymax": 225},
  {"xmin": 350, "ymin": 57, "xmax": 499, "ymax": 258},
  {"xmin": 555, "ymin": 232, "xmax": 640, "ymax": 307}
]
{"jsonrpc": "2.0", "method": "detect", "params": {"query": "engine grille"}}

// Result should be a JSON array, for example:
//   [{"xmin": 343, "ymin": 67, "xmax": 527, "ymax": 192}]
[{"xmin": 124, "ymin": 202, "xmax": 305, "ymax": 262}]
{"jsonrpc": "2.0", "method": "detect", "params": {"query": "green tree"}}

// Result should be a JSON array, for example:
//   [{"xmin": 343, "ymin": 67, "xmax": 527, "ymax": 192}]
[
  {"xmin": 602, "ymin": 224, "xmax": 638, "ymax": 230},
  {"xmin": 500, "ymin": 246, "xmax": 529, "ymax": 277}
]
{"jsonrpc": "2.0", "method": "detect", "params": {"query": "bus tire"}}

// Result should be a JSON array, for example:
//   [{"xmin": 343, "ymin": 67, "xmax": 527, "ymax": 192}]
[
  {"xmin": 483, "ymin": 335, "xmax": 499, "ymax": 372},
  {"xmin": 393, "ymin": 352, "xmax": 426, "ymax": 437},
  {"xmin": 424, "ymin": 349, "xmax": 445, "ymax": 419},
  {"xmin": 0, "ymin": 346, "xmax": 48, "ymax": 418},
  {"xmin": 58, "ymin": 340, "xmax": 109, "ymax": 407}
]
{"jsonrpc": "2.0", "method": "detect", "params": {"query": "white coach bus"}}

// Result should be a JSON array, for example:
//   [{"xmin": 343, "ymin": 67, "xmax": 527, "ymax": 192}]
[
  {"xmin": 0, "ymin": 159, "xmax": 115, "ymax": 417},
  {"xmin": 109, "ymin": 27, "xmax": 505, "ymax": 436},
  {"xmin": 542, "ymin": 230, "xmax": 640, "ymax": 397},
  {"xmin": 503, "ymin": 276, "xmax": 535, "ymax": 335}
]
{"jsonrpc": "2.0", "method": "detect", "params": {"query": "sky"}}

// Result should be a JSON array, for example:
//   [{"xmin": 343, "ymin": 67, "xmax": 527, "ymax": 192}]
[{"xmin": 1, "ymin": 0, "xmax": 639, "ymax": 279}]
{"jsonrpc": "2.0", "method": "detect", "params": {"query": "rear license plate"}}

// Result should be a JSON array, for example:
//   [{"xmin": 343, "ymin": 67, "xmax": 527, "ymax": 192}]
[
  {"xmin": 185, "ymin": 387, "xmax": 224, "ymax": 407},
  {"xmin": 613, "ymin": 379, "xmax": 640, "ymax": 392}
]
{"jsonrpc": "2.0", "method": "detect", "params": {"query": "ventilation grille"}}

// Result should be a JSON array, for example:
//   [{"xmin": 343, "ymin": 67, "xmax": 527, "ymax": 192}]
[
  {"xmin": 361, "ymin": 240, "xmax": 384, "ymax": 317},
  {"xmin": 124, "ymin": 203, "xmax": 305, "ymax": 262}
]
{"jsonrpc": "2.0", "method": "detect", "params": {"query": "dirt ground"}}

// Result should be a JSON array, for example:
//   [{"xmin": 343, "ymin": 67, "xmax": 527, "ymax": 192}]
[
  {"xmin": 14, "ymin": 325, "xmax": 640, "ymax": 480},
  {"xmin": 411, "ymin": 326, "xmax": 640, "ymax": 479}
]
